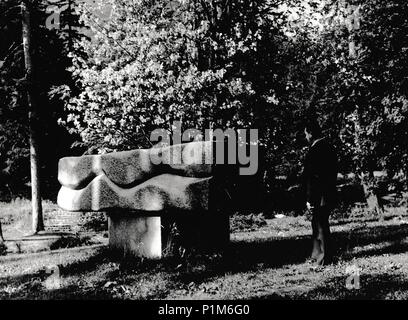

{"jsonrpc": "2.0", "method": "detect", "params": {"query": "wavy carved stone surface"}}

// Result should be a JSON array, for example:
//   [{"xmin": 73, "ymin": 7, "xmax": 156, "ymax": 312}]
[{"xmin": 57, "ymin": 141, "xmax": 213, "ymax": 213}]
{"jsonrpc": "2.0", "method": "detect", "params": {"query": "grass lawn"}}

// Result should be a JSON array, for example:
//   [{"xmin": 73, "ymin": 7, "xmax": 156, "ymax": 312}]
[{"xmin": 1, "ymin": 200, "xmax": 408, "ymax": 299}]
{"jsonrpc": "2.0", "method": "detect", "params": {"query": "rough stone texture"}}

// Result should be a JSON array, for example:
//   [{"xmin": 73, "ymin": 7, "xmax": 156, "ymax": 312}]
[
  {"xmin": 57, "ymin": 141, "xmax": 228, "ymax": 258},
  {"xmin": 58, "ymin": 173, "xmax": 211, "ymax": 212},
  {"xmin": 57, "ymin": 141, "xmax": 214, "ymax": 213},
  {"xmin": 58, "ymin": 149, "xmax": 155, "ymax": 190},
  {"xmin": 58, "ymin": 141, "xmax": 213, "ymax": 190},
  {"xmin": 108, "ymin": 215, "xmax": 161, "ymax": 258}
]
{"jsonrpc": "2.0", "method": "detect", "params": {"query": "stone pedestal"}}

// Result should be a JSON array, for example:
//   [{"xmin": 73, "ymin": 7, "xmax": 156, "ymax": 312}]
[
  {"xmin": 108, "ymin": 215, "xmax": 161, "ymax": 258},
  {"xmin": 108, "ymin": 212, "xmax": 230, "ymax": 258}
]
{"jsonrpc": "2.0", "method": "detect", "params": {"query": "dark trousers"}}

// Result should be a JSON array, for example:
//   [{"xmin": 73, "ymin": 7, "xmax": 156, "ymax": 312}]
[
  {"xmin": 0, "ymin": 221, "xmax": 4, "ymax": 243},
  {"xmin": 311, "ymin": 206, "xmax": 331, "ymax": 265}
]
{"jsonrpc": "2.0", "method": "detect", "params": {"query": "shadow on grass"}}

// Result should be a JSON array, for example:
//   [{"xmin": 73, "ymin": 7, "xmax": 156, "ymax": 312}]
[
  {"xmin": 0, "ymin": 246, "xmax": 186, "ymax": 299},
  {"xmin": 0, "ymin": 247, "xmax": 117, "ymax": 299},
  {"xmin": 1, "ymin": 222, "xmax": 408, "ymax": 299},
  {"xmin": 227, "ymin": 223, "xmax": 408, "ymax": 268},
  {"xmin": 174, "ymin": 223, "xmax": 408, "ymax": 286},
  {"xmin": 252, "ymin": 273, "xmax": 408, "ymax": 300}
]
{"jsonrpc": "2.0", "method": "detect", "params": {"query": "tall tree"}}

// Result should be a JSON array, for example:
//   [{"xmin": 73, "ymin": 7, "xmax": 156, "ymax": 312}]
[
  {"xmin": 1, "ymin": 0, "xmax": 83, "ymax": 200},
  {"xmin": 347, "ymin": 3, "xmax": 382, "ymax": 214},
  {"xmin": 21, "ymin": 0, "xmax": 44, "ymax": 233}
]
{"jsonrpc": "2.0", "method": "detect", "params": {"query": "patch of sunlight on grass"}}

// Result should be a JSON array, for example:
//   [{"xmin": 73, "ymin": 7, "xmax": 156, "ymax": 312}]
[
  {"xmin": 0, "ymin": 198, "xmax": 60, "ymax": 236},
  {"xmin": 0, "ymin": 197, "xmax": 59, "ymax": 224}
]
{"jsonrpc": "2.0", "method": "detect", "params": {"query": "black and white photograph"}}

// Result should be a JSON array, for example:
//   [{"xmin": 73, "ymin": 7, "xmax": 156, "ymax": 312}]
[{"xmin": 1, "ymin": 0, "xmax": 408, "ymax": 308}]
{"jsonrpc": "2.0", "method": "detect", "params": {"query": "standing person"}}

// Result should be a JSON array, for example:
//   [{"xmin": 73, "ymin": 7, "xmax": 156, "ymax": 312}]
[
  {"xmin": 303, "ymin": 119, "xmax": 338, "ymax": 266},
  {"xmin": 0, "ymin": 220, "xmax": 4, "ymax": 244}
]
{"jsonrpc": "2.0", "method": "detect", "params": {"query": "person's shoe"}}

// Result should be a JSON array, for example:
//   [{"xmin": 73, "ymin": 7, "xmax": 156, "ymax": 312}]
[{"xmin": 316, "ymin": 255, "xmax": 334, "ymax": 266}]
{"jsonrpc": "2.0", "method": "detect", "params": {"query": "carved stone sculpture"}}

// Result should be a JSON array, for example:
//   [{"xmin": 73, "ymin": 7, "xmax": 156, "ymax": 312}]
[{"xmin": 57, "ymin": 141, "xmax": 229, "ymax": 258}]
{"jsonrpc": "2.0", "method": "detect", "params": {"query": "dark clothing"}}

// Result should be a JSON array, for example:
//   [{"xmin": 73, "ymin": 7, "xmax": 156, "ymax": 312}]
[
  {"xmin": 303, "ymin": 137, "xmax": 338, "ymax": 265},
  {"xmin": 303, "ymin": 137, "xmax": 338, "ymax": 208},
  {"xmin": 311, "ymin": 206, "xmax": 331, "ymax": 265},
  {"xmin": 0, "ymin": 220, "xmax": 4, "ymax": 243}
]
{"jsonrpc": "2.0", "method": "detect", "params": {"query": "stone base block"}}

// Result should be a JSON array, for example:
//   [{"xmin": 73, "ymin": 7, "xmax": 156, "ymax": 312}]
[
  {"xmin": 108, "ymin": 215, "xmax": 161, "ymax": 259},
  {"xmin": 108, "ymin": 212, "xmax": 230, "ymax": 259}
]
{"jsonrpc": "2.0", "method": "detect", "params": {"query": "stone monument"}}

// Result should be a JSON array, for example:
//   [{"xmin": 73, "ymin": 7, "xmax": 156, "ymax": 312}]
[{"xmin": 57, "ymin": 141, "xmax": 230, "ymax": 258}]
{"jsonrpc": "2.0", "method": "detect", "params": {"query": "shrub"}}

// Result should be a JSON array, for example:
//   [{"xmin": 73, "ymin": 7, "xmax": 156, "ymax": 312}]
[{"xmin": 230, "ymin": 213, "xmax": 267, "ymax": 232}]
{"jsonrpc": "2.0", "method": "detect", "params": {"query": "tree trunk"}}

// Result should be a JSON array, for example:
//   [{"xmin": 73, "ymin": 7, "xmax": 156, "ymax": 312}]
[
  {"xmin": 347, "ymin": 6, "xmax": 382, "ymax": 217},
  {"xmin": 347, "ymin": 4, "xmax": 360, "ymax": 58},
  {"xmin": 360, "ymin": 171, "xmax": 383, "ymax": 217},
  {"xmin": 0, "ymin": 220, "xmax": 5, "ymax": 254},
  {"xmin": 68, "ymin": 0, "xmax": 73, "ymax": 50},
  {"xmin": 22, "ymin": 0, "xmax": 44, "ymax": 234}
]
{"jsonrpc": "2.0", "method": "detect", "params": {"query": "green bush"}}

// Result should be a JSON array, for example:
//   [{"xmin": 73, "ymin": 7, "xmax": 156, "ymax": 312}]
[{"xmin": 230, "ymin": 213, "xmax": 267, "ymax": 232}]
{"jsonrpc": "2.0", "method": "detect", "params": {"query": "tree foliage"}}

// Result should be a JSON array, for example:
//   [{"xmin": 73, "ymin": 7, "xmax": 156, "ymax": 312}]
[
  {"xmin": 64, "ymin": 0, "xmax": 286, "ymax": 154},
  {"xmin": 0, "ymin": 0, "xmax": 81, "ymax": 198},
  {"xmin": 2, "ymin": 0, "xmax": 408, "ymax": 206},
  {"xmin": 63, "ymin": 0, "xmax": 408, "ymax": 193}
]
